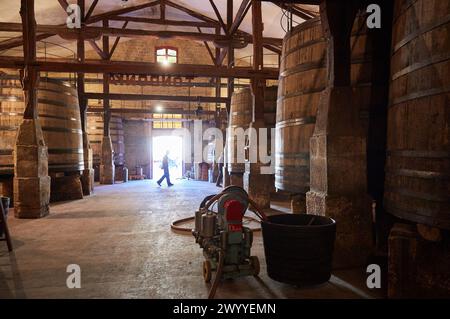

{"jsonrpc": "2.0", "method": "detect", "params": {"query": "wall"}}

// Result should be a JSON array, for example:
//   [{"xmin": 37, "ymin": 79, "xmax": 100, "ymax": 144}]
[
  {"xmin": 123, "ymin": 120, "xmax": 152, "ymax": 179},
  {"xmin": 84, "ymin": 38, "xmax": 221, "ymax": 115}
]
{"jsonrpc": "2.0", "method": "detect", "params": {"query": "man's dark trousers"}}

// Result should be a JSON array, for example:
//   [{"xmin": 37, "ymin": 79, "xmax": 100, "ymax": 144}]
[{"xmin": 158, "ymin": 168, "xmax": 172, "ymax": 185}]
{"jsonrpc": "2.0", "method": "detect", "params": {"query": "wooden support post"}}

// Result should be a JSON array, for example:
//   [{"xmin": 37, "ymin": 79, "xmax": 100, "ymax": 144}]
[
  {"xmin": 100, "ymin": 19, "xmax": 115, "ymax": 185},
  {"xmin": 251, "ymin": 0, "xmax": 264, "ymax": 122},
  {"xmin": 77, "ymin": 0, "xmax": 94, "ymax": 195},
  {"xmin": 306, "ymin": 0, "xmax": 373, "ymax": 268},
  {"xmin": 14, "ymin": 0, "xmax": 51, "ymax": 218},
  {"xmin": 226, "ymin": 0, "xmax": 234, "ymax": 115}
]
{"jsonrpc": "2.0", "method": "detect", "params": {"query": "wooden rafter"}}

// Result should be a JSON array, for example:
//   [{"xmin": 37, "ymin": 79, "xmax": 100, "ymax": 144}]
[
  {"xmin": 271, "ymin": 2, "xmax": 317, "ymax": 21},
  {"xmin": 109, "ymin": 21, "xmax": 129, "ymax": 60},
  {"xmin": 229, "ymin": 0, "xmax": 251, "ymax": 35},
  {"xmin": 57, "ymin": 0, "xmax": 69, "ymax": 11},
  {"xmin": 85, "ymin": 0, "xmax": 99, "ymax": 21},
  {"xmin": 164, "ymin": 0, "xmax": 218, "ymax": 25},
  {"xmin": 216, "ymin": 48, "xmax": 228, "ymax": 66},
  {"xmin": 160, "ymin": 0, "xmax": 165, "ymax": 20},
  {"xmin": 109, "ymin": 17, "xmax": 216, "ymax": 28},
  {"xmin": 208, "ymin": 0, "xmax": 227, "ymax": 34},
  {"xmin": 0, "ymin": 33, "xmax": 52, "ymax": 52},
  {"xmin": 86, "ymin": 0, "xmax": 160, "ymax": 24},
  {"xmin": 197, "ymin": 27, "xmax": 216, "ymax": 65},
  {"xmin": 88, "ymin": 40, "xmax": 108, "ymax": 60}
]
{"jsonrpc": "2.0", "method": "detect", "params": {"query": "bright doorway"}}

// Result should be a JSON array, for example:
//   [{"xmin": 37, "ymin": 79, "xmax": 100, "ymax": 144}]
[{"xmin": 152, "ymin": 135, "xmax": 183, "ymax": 180}]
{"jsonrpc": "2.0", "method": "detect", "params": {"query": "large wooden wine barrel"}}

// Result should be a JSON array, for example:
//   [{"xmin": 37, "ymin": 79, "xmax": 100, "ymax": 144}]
[
  {"xmin": 0, "ymin": 76, "xmax": 84, "ymax": 175},
  {"xmin": 275, "ymin": 14, "xmax": 382, "ymax": 193},
  {"xmin": 275, "ymin": 17, "xmax": 325, "ymax": 193},
  {"xmin": 227, "ymin": 88, "xmax": 253, "ymax": 174},
  {"xmin": 87, "ymin": 114, "xmax": 125, "ymax": 170},
  {"xmin": 384, "ymin": 0, "xmax": 450, "ymax": 230}
]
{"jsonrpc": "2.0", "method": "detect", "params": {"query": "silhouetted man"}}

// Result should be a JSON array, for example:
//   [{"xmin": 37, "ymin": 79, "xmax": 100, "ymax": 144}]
[{"xmin": 157, "ymin": 151, "xmax": 174, "ymax": 187}]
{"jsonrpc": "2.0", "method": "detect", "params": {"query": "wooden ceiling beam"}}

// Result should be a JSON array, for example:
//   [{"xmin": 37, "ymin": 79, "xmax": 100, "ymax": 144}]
[
  {"xmin": 271, "ymin": 2, "xmax": 317, "ymax": 20},
  {"xmin": 109, "ymin": 21, "xmax": 129, "ymax": 60},
  {"xmin": 57, "ymin": 0, "xmax": 69, "ymax": 11},
  {"xmin": 0, "ymin": 33, "xmax": 53, "ymax": 52},
  {"xmin": 85, "ymin": 93, "xmax": 229, "ymax": 104},
  {"xmin": 86, "ymin": 0, "xmax": 160, "ymax": 24},
  {"xmin": 208, "ymin": 0, "xmax": 228, "ymax": 34},
  {"xmin": 109, "ymin": 16, "xmax": 216, "ymax": 28},
  {"xmin": 263, "ymin": 44, "xmax": 281, "ymax": 55},
  {"xmin": 0, "ymin": 22, "xmax": 282, "ymax": 46},
  {"xmin": 216, "ymin": 48, "xmax": 228, "ymax": 67},
  {"xmin": 85, "ymin": 0, "xmax": 99, "ymax": 21},
  {"xmin": 164, "ymin": 0, "xmax": 218, "ymax": 25},
  {"xmin": 197, "ymin": 27, "xmax": 216, "ymax": 65},
  {"xmin": 87, "ymin": 108, "xmax": 216, "ymax": 115},
  {"xmin": 88, "ymin": 40, "xmax": 108, "ymax": 59},
  {"xmin": 0, "ymin": 56, "xmax": 279, "ymax": 79},
  {"xmin": 229, "ymin": 0, "xmax": 251, "ymax": 35}
]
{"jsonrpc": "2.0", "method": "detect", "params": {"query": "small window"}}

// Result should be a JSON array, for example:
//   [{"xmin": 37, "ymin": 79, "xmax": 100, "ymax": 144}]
[
  {"xmin": 156, "ymin": 46, "xmax": 178, "ymax": 65},
  {"xmin": 153, "ymin": 114, "xmax": 182, "ymax": 129}
]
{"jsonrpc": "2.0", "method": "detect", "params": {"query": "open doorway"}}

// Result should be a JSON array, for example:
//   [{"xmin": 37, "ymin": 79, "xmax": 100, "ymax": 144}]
[{"xmin": 152, "ymin": 135, "xmax": 183, "ymax": 180}]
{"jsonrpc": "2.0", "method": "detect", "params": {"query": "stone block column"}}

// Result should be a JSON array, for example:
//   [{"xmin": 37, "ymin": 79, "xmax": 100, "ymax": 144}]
[
  {"xmin": 100, "ymin": 135, "xmax": 115, "ymax": 185},
  {"xmin": 14, "ymin": 0, "xmax": 50, "ymax": 218},
  {"xmin": 244, "ymin": 119, "xmax": 273, "ymax": 209},
  {"xmin": 306, "ymin": 88, "xmax": 373, "ymax": 268},
  {"xmin": 80, "ymin": 131, "xmax": 95, "ymax": 194},
  {"xmin": 14, "ymin": 119, "xmax": 50, "ymax": 218}
]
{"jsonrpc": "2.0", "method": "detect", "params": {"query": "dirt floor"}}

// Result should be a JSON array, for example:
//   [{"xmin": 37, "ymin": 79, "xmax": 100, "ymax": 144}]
[{"xmin": 0, "ymin": 179, "xmax": 381, "ymax": 299}]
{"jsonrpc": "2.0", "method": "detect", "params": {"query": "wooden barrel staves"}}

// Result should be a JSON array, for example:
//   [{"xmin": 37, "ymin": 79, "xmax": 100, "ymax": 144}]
[
  {"xmin": 275, "ymin": 14, "xmax": 384, "ymax": 194},
  {"xmin": 0, "ymin": 76, "xmax": 84, "ymax": 175},
  {"xmin": 275, "ymin": 17, "xmax": 326, "ymax": 193},
  {"xmin": 87, "ymin": 114, "xmax": 125, "ymax": 169},
  {"xmin": 227, "ymin": 88, "xmax": 254, "ymax": 174},
  {"xmin": 384, "ymin": 0, "xmax": 450, "ymax": 230}
]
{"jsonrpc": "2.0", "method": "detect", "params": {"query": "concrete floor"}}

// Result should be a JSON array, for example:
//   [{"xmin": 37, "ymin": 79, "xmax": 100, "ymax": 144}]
[{"xmin": 0, "ymin": 179, "xmax": 380, "ymax": 299}]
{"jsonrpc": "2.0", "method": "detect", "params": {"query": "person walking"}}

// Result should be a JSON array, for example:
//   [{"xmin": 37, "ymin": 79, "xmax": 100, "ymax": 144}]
[{"xmin": 157, "ymin": 150, "xmax": 174, "ymax": 187}]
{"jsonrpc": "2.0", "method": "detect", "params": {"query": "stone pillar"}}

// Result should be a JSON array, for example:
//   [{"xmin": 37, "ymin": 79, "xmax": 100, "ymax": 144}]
[
  {"xmin": 14, "ymin": 119, "xmax": 50, "ymax": 218},
  {"xmin": 306, "ymin": 87, "xmax": 373, "ymax": 268},
  {"xmin": 244, "ymin": 120, "xmax": 273, "ymax": 209},
  {"xmin": 80, "ymin": 131, "xmax": 95, "ymax": 194},
  {"xmin": 100, "ymin": 136, "xmax": 115, "ymax": 185}
]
